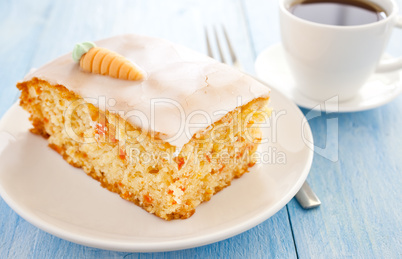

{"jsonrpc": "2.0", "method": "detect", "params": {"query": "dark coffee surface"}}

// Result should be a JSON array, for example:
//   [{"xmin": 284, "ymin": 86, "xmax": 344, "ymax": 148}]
[{"xmin": 290, "ymin": 0, "xmax": 387, "ymax": 26}]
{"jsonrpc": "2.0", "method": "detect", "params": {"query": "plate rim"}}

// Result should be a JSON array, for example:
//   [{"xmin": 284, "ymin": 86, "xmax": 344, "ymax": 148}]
[{"xmin": 0, "ymin": 86, "xmax": 314, "ymax": 252}]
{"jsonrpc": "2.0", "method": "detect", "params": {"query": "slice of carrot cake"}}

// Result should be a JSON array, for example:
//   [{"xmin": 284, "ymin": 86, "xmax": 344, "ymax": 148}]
[{"xmin": 17, "ymin": 34, "xmax": 270, "ymax": 220}]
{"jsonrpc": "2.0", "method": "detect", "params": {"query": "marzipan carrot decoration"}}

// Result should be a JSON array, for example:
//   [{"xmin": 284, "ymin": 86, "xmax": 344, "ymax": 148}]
[{"xmin": 72, "ymin": 42, "xmax": 144, "ymax": 81}]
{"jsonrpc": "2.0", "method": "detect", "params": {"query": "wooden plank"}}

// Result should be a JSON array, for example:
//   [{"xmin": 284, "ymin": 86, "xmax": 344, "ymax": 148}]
[
  {"xmin": 0, "ymin": 0, "xmax": 297, "ymax": 257},
  {"xmin": 288, "ymin": 98, "xmax": 402, "ymax": 258},
  {"xmin": 0, "ymin": 0, "xmax": 54, "ymax": 116},
  {"xmin": 243, "ymin": 0, "xmax": 402, "ymax": 257},
  {"xmin": 240, "ymin": 0, "xmax": 280, "ymax": 57}
]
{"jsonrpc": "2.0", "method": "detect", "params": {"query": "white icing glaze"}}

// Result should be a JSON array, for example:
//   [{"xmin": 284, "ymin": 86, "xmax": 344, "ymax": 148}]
[{"xmin": 23, "ymin": 34, "xmax": 270, "ymax": 148}]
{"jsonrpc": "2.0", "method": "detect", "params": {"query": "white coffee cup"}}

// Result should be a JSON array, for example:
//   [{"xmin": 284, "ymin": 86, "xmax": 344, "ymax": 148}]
[{"xmin": 279, "ymin": 0, "xmax": 402, "ymax": 102}]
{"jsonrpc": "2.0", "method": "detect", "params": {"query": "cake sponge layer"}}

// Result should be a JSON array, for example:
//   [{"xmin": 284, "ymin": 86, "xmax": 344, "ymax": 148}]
[{"xmin": 17, "ymin": 78, "xmax": 270, "ymax": 220}]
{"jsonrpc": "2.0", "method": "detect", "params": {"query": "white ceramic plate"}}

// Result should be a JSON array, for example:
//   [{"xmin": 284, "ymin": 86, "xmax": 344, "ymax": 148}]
[
  {"xmin": 255, "ymin": 44, "xmax": 402, "ymax": 113},
  {"xmin": 0, "ymin": 86, "xmax": 313, "ymax": 252}
]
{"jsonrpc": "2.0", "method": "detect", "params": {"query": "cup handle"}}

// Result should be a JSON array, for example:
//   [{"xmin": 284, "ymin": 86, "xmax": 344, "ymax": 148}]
[{"xmin": 376, "ymin": 15, "xmax": 402, "ymax": 73}]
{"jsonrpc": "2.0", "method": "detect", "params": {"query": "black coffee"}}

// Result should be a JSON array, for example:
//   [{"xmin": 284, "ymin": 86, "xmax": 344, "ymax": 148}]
[{"xmin": 290, "ymin": 0, "xmax": 387, "ymax": 26}]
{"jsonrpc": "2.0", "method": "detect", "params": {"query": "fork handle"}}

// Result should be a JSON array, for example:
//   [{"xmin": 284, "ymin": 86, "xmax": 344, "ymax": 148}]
[{"xmin": 295, "ymin": 181, "xmax": 321, "ymax": 209}]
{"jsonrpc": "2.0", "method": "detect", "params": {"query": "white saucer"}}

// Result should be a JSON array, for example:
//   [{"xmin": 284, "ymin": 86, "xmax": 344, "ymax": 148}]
[{"xmin": 255, "ymin": 44, "xmax": 402, "ymax": 113}]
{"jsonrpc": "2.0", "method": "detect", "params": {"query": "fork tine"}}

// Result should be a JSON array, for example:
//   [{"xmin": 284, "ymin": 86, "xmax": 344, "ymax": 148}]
[
  {"xmin": 222, "ymin": 26, "xmax": 242, "ymax": 70},
  {"xmin": 213, "ymin": 26, "xmax": 226, "ymax": 64},
  {"xmin": 205, "ymin": 27, "xmax": 213, "ymax": 58},
  {"xmin": 222, "ymin": 26, "xmax": 236, "ymax": 64}
]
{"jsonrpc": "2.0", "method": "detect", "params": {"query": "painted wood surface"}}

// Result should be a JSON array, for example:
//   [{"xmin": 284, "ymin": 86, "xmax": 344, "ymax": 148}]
[
  {"xmin": 0, "ymin": 0, "xmax": 401, "ymax": 258},
  {"xmin": 242, "ymin": 1, "xmax": 402, "ymax": 258}
]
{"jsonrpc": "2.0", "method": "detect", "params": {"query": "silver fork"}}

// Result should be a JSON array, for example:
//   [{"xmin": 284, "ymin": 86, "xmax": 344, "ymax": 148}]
[
  {"xmin": 205, "ymin": 26, "xmax": 243, "ymax": 70},
  {"xmin": 205, "ymin": 25, "xmax": 321, "ymax": 209}
]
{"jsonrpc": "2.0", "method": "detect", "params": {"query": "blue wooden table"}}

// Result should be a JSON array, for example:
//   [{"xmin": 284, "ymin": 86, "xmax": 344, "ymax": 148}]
[{"xmin": 1, "ymin": 0, "xmax": 401, "ymax": 258}]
